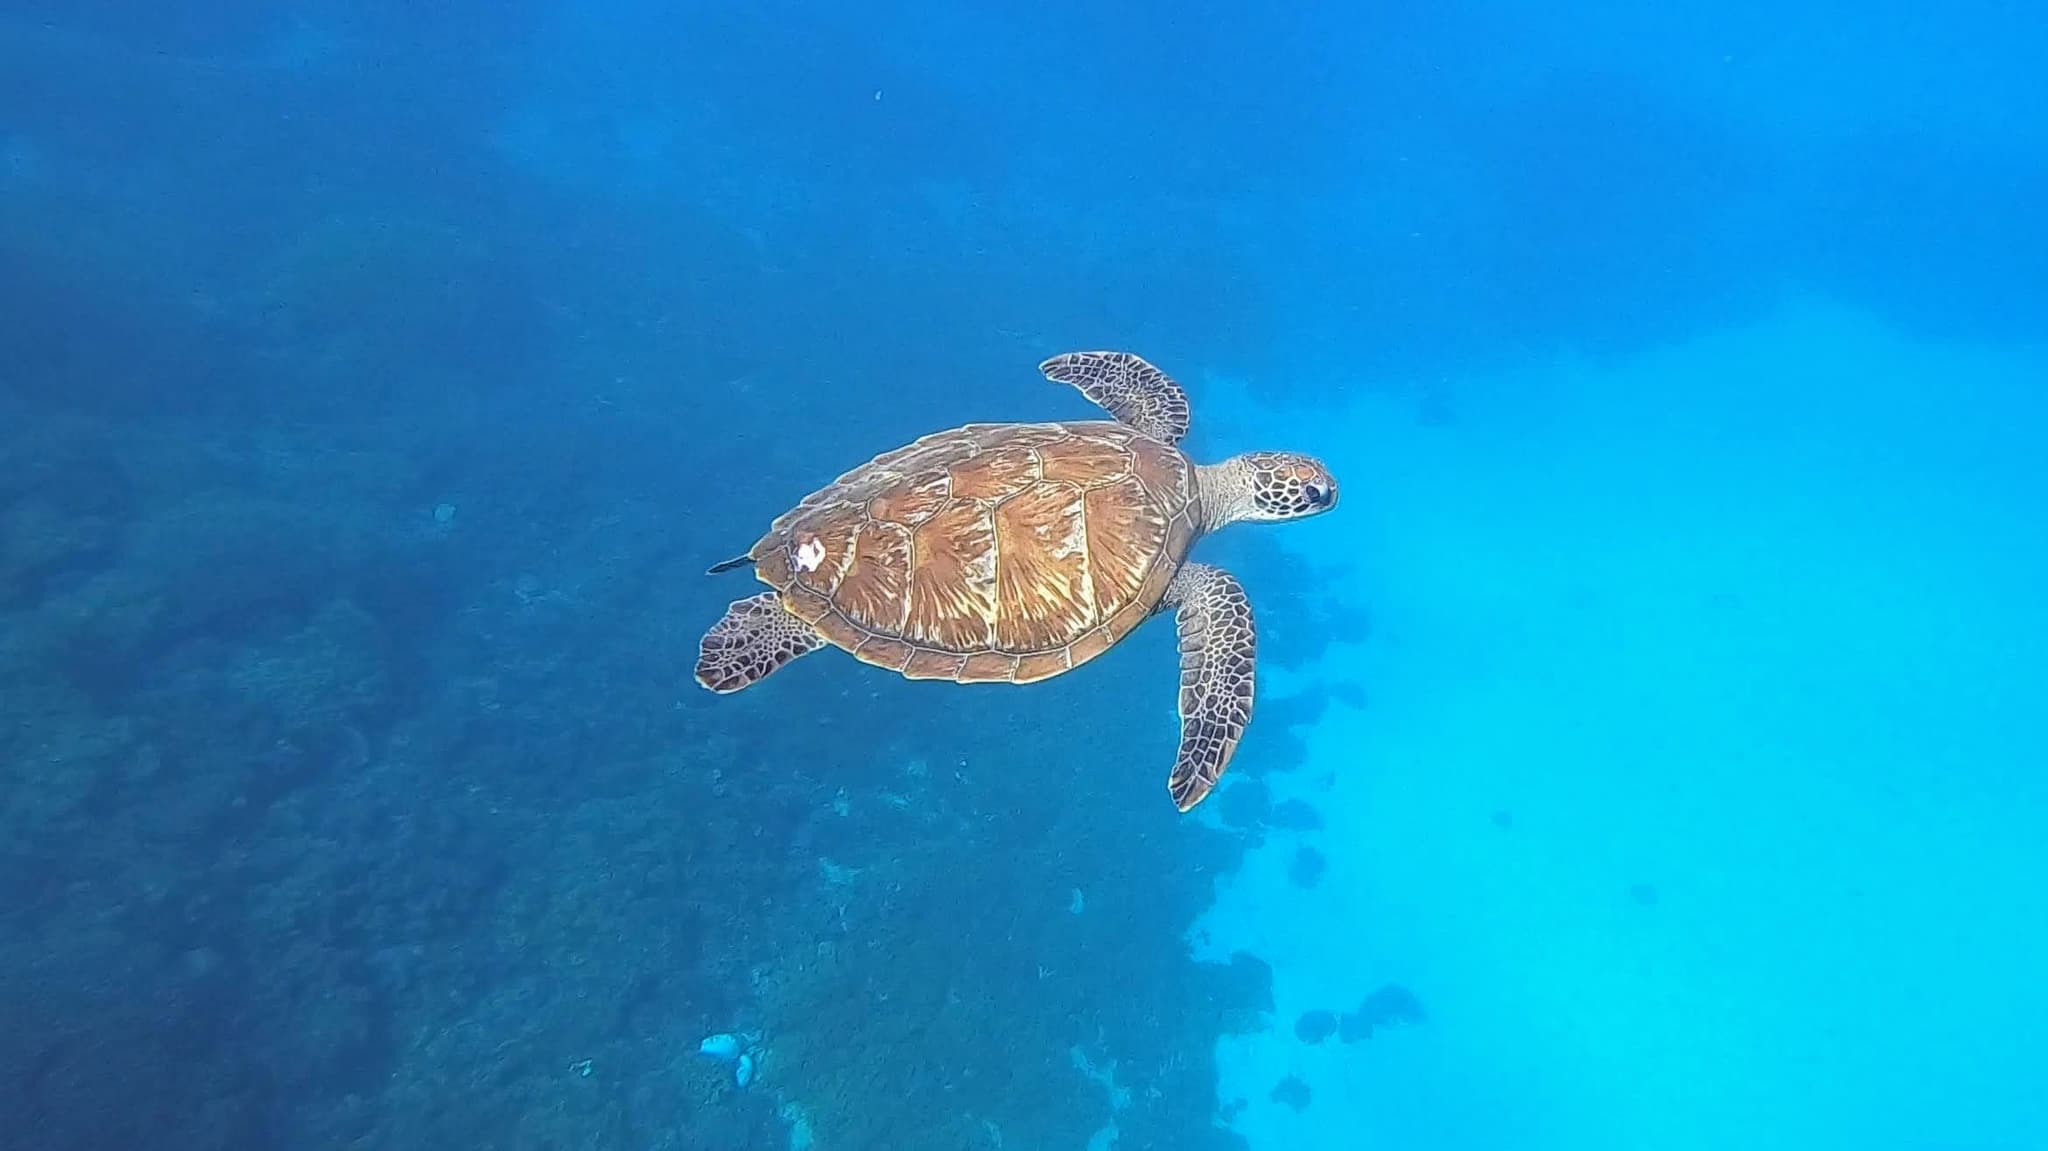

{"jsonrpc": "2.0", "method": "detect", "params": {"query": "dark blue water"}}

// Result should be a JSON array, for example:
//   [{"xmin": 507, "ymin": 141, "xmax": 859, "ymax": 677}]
[{"xmin": 4, "ymin": 4, "xmax": 2043, "ymax": 1149}]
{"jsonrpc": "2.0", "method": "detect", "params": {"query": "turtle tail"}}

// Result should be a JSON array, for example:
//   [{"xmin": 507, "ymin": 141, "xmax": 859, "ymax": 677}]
[{"xmin": 706, "ymin": 552, "xmax": 754, "ymax": 575}]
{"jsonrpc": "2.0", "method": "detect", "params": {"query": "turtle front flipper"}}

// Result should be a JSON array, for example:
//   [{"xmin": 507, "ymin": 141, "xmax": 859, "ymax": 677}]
[
  {"xmin": 1040, "ymin": 351, "xmax": 1192, "ymax": 445},
  {"xmin": 695, "ymin": 592, "xmax": 826, "ymax": 692},
  {"xmin": 1162, "ymin": 563, "xmax": 1255, "ymax": 811}
]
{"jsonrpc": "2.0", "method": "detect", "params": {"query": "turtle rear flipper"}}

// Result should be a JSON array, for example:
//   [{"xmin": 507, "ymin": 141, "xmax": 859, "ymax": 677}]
[
  {"xmin": 695, "ymin": 592, "xmax": 824, "ymax": 692},
  {"xmin": 1163, "ymin": 563, "xmax": 1255, "ymax": 811},
  {"xmin": 1040, "ymin": 351, "xmax": 1192, "ymax": 445}
]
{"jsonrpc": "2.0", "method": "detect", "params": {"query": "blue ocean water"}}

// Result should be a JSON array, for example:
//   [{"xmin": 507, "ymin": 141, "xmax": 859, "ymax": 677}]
[{"xmin": 3, "ymin": 3, "xmax": 2043, "ymax": 1149}]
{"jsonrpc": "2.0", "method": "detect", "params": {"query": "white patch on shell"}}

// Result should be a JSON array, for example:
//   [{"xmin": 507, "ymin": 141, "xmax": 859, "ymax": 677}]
[
  {"xmin": 794, "ymin": 535, "xmax": 827, "ymax": 573},
  {"xmin": 1051, "ymin": 511, "xmax": 1088, "ymax": 560}
]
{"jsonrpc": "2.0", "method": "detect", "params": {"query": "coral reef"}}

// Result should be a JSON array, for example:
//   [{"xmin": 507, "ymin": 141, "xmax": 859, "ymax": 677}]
[
  {"xmin": 0, "ymin": 17, "xmax": 1358, "ymax": 1148},
  {"xmin": 0, "ymin": 351, "xmax": 1276, "ymax": 1151}
]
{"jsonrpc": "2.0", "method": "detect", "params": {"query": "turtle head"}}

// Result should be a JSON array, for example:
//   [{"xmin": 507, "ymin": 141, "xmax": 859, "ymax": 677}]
[{"xmin": 1199, "ymin": 452, "xmax": 1339, "ymax": 529}]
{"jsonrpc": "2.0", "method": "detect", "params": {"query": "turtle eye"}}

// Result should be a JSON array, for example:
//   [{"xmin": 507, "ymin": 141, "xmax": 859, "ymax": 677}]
[{"xmin": 1303, "ymin": 482, "xmax": 1329, "ymax": 507}]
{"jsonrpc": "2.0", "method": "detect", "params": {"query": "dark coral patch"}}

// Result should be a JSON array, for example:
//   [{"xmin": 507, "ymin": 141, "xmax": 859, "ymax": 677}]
[
  {"xmin": 1337, "ymin": 983, "xmax": 1427, "ymax": 1042},
  {"xmin": 1270, "ymin": 1074, "xmax": 1312, "ymax": 1111},
  {"xmin": 1294, "ymin": 1009, "xmax": 1338, "ymax": 1044},
  {"xmin": 1288, "ymin": 845, "xmax": 1326, "ymax": 889}
]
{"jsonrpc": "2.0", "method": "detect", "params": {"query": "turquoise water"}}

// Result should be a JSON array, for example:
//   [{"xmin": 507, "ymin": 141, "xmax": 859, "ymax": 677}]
[{"xmin": 3, "ymin": 4, "xmax": 2043, "ymax": 1150}]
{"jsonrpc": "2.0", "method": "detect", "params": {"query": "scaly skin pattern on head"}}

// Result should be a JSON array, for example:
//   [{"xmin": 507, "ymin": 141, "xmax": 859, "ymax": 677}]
[{"xmin": 1192, "ymin": 451, "xmax": 1339, "ymax": 533}]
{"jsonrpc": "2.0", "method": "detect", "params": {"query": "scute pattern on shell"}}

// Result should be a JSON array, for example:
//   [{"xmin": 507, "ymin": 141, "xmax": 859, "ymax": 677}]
[{"xmin": 747, "ymin": 421, "xmax": 1196, "ymax": 683}]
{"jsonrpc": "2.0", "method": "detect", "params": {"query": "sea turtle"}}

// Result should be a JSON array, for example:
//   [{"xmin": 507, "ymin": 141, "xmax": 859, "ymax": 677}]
[{"xmin": 696, "ymin": 352, "xmax": 1338, "ymax": 811}]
